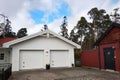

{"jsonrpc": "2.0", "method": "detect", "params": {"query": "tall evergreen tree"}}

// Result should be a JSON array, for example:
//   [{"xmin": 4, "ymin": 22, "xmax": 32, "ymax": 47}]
[
  {"xmin": 0, "ymin": 14, "xmax": 16, "ymax": 38},
  {"xmin": 69, "ymin": 29, "xmax": 78, "ymax": 43},
  {"xmin": 60, "ymin": 16, "xmax": 69, "ymax": 38},
  {"xmin": 88, "ymin": 7, "xmax": 112, "ymax": 41},
  {"xmin": 75, "ymin": 17, "xmax": 89, "ymax": 49},
  {"xmin": 110, "ymin": 8, "xmax": 120, "ymax": 23},
  {"xmin": 0, "ymin": 23, "xmax": 5, "ymax": 36},
  {"xmin": 4, "ymin": 19, "xmax": 16, "ymax": 37},
  {"xmin": 69, "ymin": 7, "xmax": 112, "ymax": 50}
]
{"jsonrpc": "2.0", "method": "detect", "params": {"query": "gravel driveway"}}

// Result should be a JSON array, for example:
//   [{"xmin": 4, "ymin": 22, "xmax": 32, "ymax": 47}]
[{"xmin": 9, "ymin": 67, "xmax": 120, "ymax": 80}]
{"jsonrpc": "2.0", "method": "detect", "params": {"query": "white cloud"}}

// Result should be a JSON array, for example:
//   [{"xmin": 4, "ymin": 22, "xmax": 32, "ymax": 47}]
[
  {"xmin": 9, "ymin": 0, "xmax": 63, "ymax": 34},
  {"xmin": 27, "ymin": 24, "xmax": 43, "ymax": 35},
  {"xmin": 62, "ymin": 0, "xmax": 120, "ymax": 33},
  {"xmin": 29, "ymin": 0, "xmax": 62, "ymax": 23},
  {"xmin": 0, "ymin": 0, "xmax": 34, "ymax": 33},
  {"xmin": 64, "ymin": 0, "xmax": 104, "ymax": 15},
  {"xmin": 0, "ymin": 0, "xmax": 120, "ymax": 35},
  {"xmin": 10, "ymin": 1, "xmax": 35, "ymax": 34},
  {"xmin": 48, "ymin": 18, "xmax": 62, "ymax": 33},
  {"xmin": 11, "ymin": 8, "xmax": 35, "ymax": 33},
  {"xmin": 30, "ymin": 0, "xmax": 61, "ymax": 12},
  {"xmin": 0, "ymin": 0, "xmax": 25, "ymax": 17}
]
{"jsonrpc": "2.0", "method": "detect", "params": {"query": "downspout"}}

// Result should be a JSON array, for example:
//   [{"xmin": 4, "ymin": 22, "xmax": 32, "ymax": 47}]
[{"xmin": 98, "ymin": 44, "xmax": 101, "ymax": 69}]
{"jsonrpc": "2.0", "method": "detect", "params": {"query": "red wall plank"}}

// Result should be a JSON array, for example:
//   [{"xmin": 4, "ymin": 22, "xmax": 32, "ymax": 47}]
[
  {"xmin": 99, "ymin": 26, "xmax": 120, "ymax": 72},
  {"xmin": 100, "ymin": 27, "xmax": 120, "ymax": 44},
  {"xmin": 100, "ymin": 42, "xmax": 120, "ymax": 72},
  {"xmin": 81, "ymin": 50, "xmax": 99, "ymax": 68}
]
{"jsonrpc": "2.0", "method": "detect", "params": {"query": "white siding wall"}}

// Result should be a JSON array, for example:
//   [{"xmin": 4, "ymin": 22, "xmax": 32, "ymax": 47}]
[
  {"xmin": 0, "ymin": 49, "xmax": 11, "ymax": 64},
  {"xmin": 11, "ymin": 36, "xmax": 75, "ymax": 71}
]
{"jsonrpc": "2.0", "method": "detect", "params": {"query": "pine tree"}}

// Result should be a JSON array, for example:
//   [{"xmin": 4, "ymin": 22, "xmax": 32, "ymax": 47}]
[
  {"xmin": 110, "ymin": 8, "xmax": 120, "ymax": 23},
  {"xmin": 69, "ymin": 29, "xmax": 78, "ymax": 43},
  {"xmin": 88, "ymin": 7, "xmax": 112, "ymax": 41},
  {"xmin": 60, "ymin": 16, "xmax": 69, "ymax": 38},
  {"xmin": 0, "ymin": 14, "xmax": 16, "ymax": 38},
  {"xmin": 75, "ymin": 17, "xmax": 89, "ymax": 49}
]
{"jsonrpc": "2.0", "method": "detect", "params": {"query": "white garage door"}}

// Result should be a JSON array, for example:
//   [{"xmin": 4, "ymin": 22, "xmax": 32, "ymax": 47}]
[
  {"xmin": 20, "ymin": 50, "xmax": 44, "ymax": 70},
  {"xmin": 50, "ymin": 50, "xmax": 70, "ymax": 67}
]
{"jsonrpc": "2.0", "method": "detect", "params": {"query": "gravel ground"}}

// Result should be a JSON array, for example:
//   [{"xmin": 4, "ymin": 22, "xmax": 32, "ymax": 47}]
[{"xmin": 9, "ymin": 67, "xmax": 120, "ymax": 80}]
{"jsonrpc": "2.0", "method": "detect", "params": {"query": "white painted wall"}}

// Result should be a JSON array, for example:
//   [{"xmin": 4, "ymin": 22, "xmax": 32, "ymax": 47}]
[
  {"xmin": 11, "ymin": 36, "xmax": 75, "ymax": 71},
  {"xmin": 0, "ymin": 49, "xmax": 11, "ymax": 64}
]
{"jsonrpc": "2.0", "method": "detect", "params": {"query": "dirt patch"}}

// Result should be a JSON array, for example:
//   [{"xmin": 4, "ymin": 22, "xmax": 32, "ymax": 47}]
[{"xmin": 9, "ymin": 68, "xmax": 120, "ymax": 80}]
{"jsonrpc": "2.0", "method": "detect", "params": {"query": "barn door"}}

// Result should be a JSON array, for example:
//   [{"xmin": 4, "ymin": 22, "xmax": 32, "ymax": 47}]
[{"xmin": 104, "ymin": 47, "xmax": 115, "ymax": 70}]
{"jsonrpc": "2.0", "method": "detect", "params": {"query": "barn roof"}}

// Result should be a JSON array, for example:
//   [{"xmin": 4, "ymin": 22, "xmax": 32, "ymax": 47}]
[
  {"xmin": 95, "ymin": 22, "xmax": 120, "ymax": 45},
  {"xmin": 3, "ymin": 29, "xmax": 80, "ymax": 48}
]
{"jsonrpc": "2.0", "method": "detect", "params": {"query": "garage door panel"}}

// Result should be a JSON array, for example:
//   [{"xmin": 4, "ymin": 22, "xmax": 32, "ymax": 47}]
[
  {"xmin": 50, "ymin": 50, "xmax": 70, "ymax": 67},
  {"xmin": 20, "ymin": 50, "xmax": 44, "ymax": 70}
]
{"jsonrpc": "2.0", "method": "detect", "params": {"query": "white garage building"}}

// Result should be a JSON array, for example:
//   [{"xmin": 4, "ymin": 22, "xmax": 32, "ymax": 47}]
[{"xmin": 2, "ymin": 29, "xmax": 80, "ymax": 71}]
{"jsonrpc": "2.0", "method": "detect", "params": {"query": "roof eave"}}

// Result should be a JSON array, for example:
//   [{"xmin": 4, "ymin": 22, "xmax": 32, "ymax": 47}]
[
  {"xmin": 3, "ymin": 30, "xmax": 48, "ymax": 47},
  {"xmin": 48, "ymin": 30, "xmax": 81, "ymax": 48},
  {"xmin": 3, "ymin": 29, "xmax": 81, "ymax": 48}
]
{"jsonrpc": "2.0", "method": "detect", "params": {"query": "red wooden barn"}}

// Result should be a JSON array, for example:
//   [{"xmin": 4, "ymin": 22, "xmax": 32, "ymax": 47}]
[{"xmin": 95, "ymin": 22, "xmax": 120, "ymax": 72}]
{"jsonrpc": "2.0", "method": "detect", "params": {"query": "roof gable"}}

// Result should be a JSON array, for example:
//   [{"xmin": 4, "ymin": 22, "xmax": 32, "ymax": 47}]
[
  {"xmin": 3, "ymin": 29, "xmax": 80, "ymax": 48},
  {"xmin": 95, "ymin": 22, "xmax": 120, "ymax": 45}
]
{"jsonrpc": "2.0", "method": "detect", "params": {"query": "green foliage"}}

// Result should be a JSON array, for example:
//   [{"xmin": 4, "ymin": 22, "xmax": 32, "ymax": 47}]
[
  {"xmin": 69, "ymin": 7, "xmax": 112, "ymax": 50},
  {"xmin": 0, "ymin": 18, "xmax": 16, "ymax": 38},
  {"xmin": 76, "ymin": 17, "xmax": 89, "ymax": 46},
  {"xmin": 74, "ymin": 49, "xmax": 81, "ymax": 59},
  {"xmin": 82, "ymin": 34, "xmax": 94, "ymax": 50},
  {"xmin": 17, "ymin": 28, "xmax": 27, "ymax": 38},
  {"xmin": 5, "ymin": 32, "xmax": 16, "ymax": 38},
  {"xmin": 88, "ymin": 7, "xmax": 112, "ymax": 39},
  {"xmin": 60, "ymin": 16, "xmax": 69, "ymax": 39},
  {"xmin": 110, "ymin": 8, "xmax": 120, "ymax": 22},
  {"xmin": 74, "ymin": 49, "xmax": 82, "ymax": 67},
  {"xmin": 69, "ymin": 29, "xmax": 78, "ymax": 43},
  {"xmin": 0, "ymin": 14, "xmax": 28, "ymax": 38},
  {"xmin": 88, "ymin": 8, "xmax": 106, "ymax": 20}
]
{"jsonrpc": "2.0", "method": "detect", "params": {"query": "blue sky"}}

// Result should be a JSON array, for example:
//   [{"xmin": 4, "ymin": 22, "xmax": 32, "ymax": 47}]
[
  {"xmin": 111, "ymin": 0, "xmax": 119, "ymax": 4},
  {"xmin": 29, "ymin": 1, "xmax": 71, "ymax": 24},
  {"xmin": 0, "ymin": 0, "xmax": 120, "ymax": 34}
]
